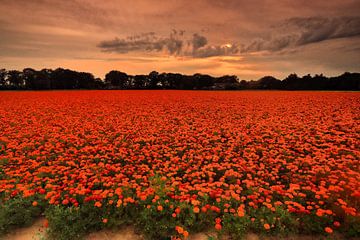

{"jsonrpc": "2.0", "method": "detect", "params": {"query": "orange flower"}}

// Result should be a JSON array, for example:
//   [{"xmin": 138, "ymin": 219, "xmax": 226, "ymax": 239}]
[
  {"xmin": 215, "ymin": 223, "xmax": 222, "ymax": 230},
  {"xmin": 175, "ymin": 226, "xmax": 184, "ymax": 234},
  {"xmin": 264, "ymin": 223, "xmax": 271, "ymax": 230},
  {"xmin": 201, "ymin": 206, "xmax": 207, "ymax": 213},
  {"xmin": 325, "ymin": 227, "xmax": 333, "ymax": 234},
  {"xmin": 193, "ymin": 206, "xmax": 200, "ymax": 213},
  {"xmin": 237, "ymin": 205, "xmax": 245, "ymax": 217},
  {"xmin": 175, "ymin": 207, "xmax": 181, "ymax": 214},
  {"xmin": 157, "ymin": 205, "xmax": 163, "ymax": 211},
  {"xmin": 102, "ymin": 218, "xmax": 108, "ymax": 223},
  {"xmin": 32, "ymin": 201, "xmax": 38, "ymax": 207}
]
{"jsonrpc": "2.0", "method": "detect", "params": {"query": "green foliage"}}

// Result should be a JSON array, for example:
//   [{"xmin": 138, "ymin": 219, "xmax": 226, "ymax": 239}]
[
  {"xmin": 342, "ymin": 215, "xmax": 360, "ymax": 238},
  {"xmin": 222, "ymin": 214, "xmax": 251, "ymax": 239},
  {"xmin": 45, "ymin": 204, "xmax": 103, "ymax": 240},
  {"xmin": 137, "ymin": 206, "xmax": 175, "ymax": 240},
  {"xmin": 0, "ymin": 197, "xmax": 42, "ymax": 236},
  {"xmin": 246, "ymin": 206, "xmax": 300, "ymax": 237},
  {"xmin": 299, "ymin": 214, "xmax": 332, "ymax": 235}
]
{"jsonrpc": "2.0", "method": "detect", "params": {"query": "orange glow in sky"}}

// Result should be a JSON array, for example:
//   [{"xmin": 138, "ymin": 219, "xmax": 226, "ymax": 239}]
[{"xmin": 0, "ymin": 0, "xmax": 359, "ymax": 79}]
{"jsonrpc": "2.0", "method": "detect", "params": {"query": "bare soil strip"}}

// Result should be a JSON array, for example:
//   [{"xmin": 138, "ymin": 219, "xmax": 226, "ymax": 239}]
[{"xmin": 1, "ymin": 219, "xmax": 349, "ymax": 240}]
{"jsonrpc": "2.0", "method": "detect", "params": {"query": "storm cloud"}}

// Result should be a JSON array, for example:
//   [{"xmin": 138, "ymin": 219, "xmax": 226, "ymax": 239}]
[
  {"xmin": 191, "ymin": 33, "xmax": 208, "ymax": 51},
  {"xmin": 243, "ymin": 16, "xmax": 360, "ymax": 52},
  {"xmin": 98, "ymin": 31, "xmax": 240, "ymax": 58},
  {"xmin": 97, "ymin": 31, "xmax": 184, "ymax": 55}
]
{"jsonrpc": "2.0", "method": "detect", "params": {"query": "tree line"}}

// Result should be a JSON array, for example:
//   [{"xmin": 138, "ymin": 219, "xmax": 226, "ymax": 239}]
[{"xmin": 0, "ymin": 68, "xmax": 359, "ymax": 90}]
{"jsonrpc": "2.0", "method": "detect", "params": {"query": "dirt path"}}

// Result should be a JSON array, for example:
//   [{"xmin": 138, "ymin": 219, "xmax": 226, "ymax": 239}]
[
  {"xmin": 2, "ymin": 218, "xmax": 46, "ymax": 240},
  {"xmin": 1, "ymin": 220, "xmax": 347, "ymax": 240}
]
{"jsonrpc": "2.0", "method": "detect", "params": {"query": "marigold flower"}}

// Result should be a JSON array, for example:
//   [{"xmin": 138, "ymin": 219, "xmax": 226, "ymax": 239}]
[
  {"xmin": 264, "ymin": 223, "xmax": 271, "ymax": 230},
  {"xmin": 325, "ymin": 227, "xmax": 333, "ymax": 233},
  {"xmin": 175, "ymin": 226, "xmax": 184, "ymax": 234},
  {"xmin": 201, "ymin": 206, "xmax": 207, "ymax": 213},
  {"xmin": 193, "ymin": 206, "xmax": 200, "ymax": 213},
  {"xmin": 215, "ymin": 223, "xmax": 222, "ymax": 230}
]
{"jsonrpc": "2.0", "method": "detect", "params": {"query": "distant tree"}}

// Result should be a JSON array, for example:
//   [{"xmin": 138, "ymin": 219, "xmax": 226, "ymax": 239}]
[
  {"xmin": 158, "ymin": 73, "xmax": 170, "ymax": 89},
  {"xmin": 0, "ymin": 69, "xmax": 7, "ymax": 89},
  {"xmin": 94, "ymin": 78, "xmax": 105, "ymax": 89},
  {"xmin": 168, "ymin": 73, "xmax": 186, "ymax": 89},
  {"xmin": 133, "ymin": 75, "xmax": 148, "ymax": 89},
  {"xmin": 77, "ymin": 72, "xmax": 97, "ymax": 89},
  {"xmin": 7, "ymin": 70, "xmax": 23, "ymax": 89},
  {"xmin": 193, "ymin": 73, "xmax": 215, "ymax": 89},
  {"xmin": 214, "ymin": 75, "xmax": 239, "ymax": 90},
  {"xmin": 179, "ymin": 75, "xmax": 196, "ymax": 89},
  {"xmin": 330, "ymin": 72, "xmax": 360, "ymax": 90},
  {"xmin": 0, "ymin": 67, "xmax": 359, "ymax": 91},
  {"xmin": 239, "ymin": 80, "xmax": 249, "ymax": 89},
  {"xmin": 257, "ymin": 76, "xmax": 282, "ymax": 89},
  {"xmin": 283, "ymin": 73, "xmax": 300, "ymax": 90},
  {"xmin": 105, "ymin": 70, "xmax": 129, "ymax": 88},
  {"xmin": 51, "ymin": 68, "xmax": 75, "ymax": 89},
  {"xmin": 148, "ymin": 71, "xmax": 160, "ymax": 89},
  {"xmin": 38, "ymin": 69, "xmax": 53, "ymax": 89},
  {"xmin": 23, "ymin": 68, "xmax": 37, "ymax": 89},
  {"xmin": 215, "ymin": 75, "xmax": 238, "ymax": 84}
]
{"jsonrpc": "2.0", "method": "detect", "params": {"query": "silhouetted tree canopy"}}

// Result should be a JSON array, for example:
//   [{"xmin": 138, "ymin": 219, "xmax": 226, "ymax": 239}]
[
  {"xmin": 105, "ymin": 70, "xmax": 128, "ymax": 89},
  {"xmin": 0, "ymin": 67, "xmax": 359, "ymax": 91}
]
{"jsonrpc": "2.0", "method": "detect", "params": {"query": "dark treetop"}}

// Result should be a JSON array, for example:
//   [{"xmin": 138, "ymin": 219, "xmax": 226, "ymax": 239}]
[{"xmin": 0, "ymin": 68, "xmax": 359, "ymax": 91}]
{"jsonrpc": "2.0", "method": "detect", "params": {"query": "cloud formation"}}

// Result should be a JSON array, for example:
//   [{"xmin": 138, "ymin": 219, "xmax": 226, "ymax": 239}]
[
  {"xmin": 98, "ymin": 31, "xmax": 239, "ymax": 58},
  {"xmin": 242, "ymin": 16, "xmax": 360, "ymax": 52},
  {"xmin": 191, "ymin": 33, "xmax": 208, "ymax": 51},
  {"xmin": 193, "ymin": 44, "xmax": 239, "ymax": 58},
  {"xmin": 98, "ymin": 31, "xmax": 185, "ymax": 55},
  {"xmin": 98, "ymin": 16, "xmax": 360, "ymax": 58}
]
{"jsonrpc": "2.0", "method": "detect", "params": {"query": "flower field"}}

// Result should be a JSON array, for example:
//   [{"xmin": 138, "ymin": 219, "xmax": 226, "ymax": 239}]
[{"xmin": 0, "ymin": 90, "xmax": 359, "ymax": 239}]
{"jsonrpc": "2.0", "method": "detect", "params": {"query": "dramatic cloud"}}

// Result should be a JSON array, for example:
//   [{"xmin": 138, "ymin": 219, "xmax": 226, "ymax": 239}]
[
  {"xmin": 242, "ymin": 16, "xmax": 360, "ymax": 52},
  {"xmin": 98, "ymin": 31, "xmax": 240, "ymax": 58},
  {"xmin": 98, "ymin": 31, "xmax": 184, "ymax": 55},
  {"xmin": 99, "ymin": 16, "xmax": 360, "ymax": 58},
  {"xmin": 193, "ymin": 44, "xmax": 240, "ymax": 58},
  {"xmin": 191, "ymin": 33, "xmax": 208, "ymax": 51}
]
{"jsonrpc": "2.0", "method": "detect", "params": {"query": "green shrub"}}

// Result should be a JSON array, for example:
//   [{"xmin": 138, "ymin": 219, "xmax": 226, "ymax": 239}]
[
  {"xmin": 45, "ymin": 204, "xmax": 103, "ymax": 240},
  {"xmin": 0, "ymin": 197, "xmax": 42, "ymax": 235}
]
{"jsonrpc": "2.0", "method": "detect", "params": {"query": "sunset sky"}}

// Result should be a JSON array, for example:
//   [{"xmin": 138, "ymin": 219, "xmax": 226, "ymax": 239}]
[{"xmin": 0, "ymin": 0, "xmax": 359, "ymax": 80}]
